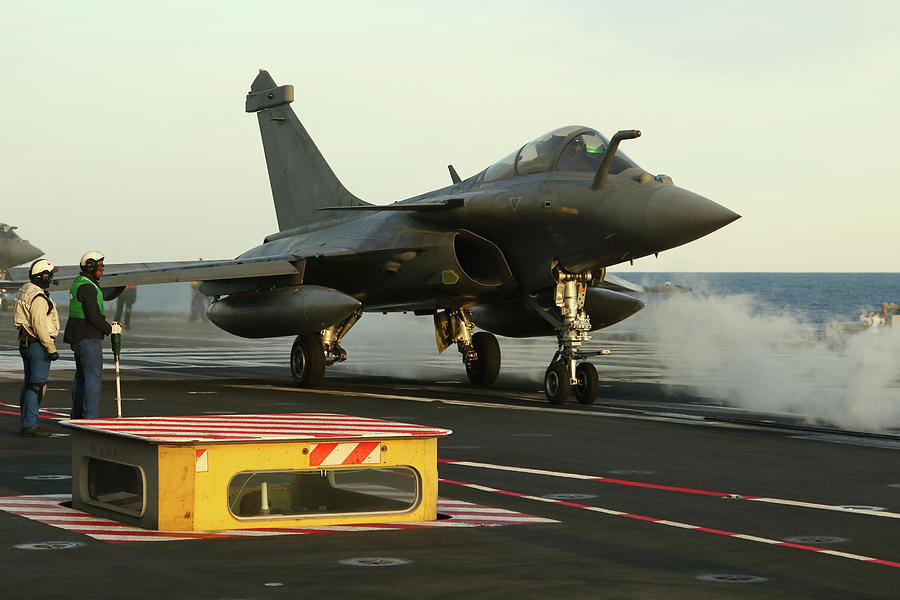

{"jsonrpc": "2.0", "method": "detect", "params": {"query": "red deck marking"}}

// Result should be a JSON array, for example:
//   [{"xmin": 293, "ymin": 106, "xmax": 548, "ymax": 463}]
[
  {"xmin": 438, "ymin": 478, "xmax": 900, "ymax": 570},
  {"xmin": 622, "ymin": 514, "xmax": 662, "ymax": 522},
  {"xmin": 694, "ymin": 527, "xmax": 738, "ymax": 536},
  {"xmin": 777, "ymin": 542, "xmax": 827, "ymax": 552},
  {"xmin": 439, "ymin": 479, "xmax": 470, "ymax": 486},
  {"xmin": 592, "ymin": 477, "xmax": 743, "ymax": 497},
  {"xmin": 493, "ymin": 490, "xmax": 529, "ymax": 498},
  {"xmin": 870, "ymin": 559, "xmax": 900, "ymax": 568},
  {"xmin": 0, "ymin": 403, "xmax": 67, "ymax": 420}
]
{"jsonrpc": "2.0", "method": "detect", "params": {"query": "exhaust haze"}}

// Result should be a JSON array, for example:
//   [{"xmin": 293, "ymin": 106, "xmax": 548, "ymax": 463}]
[{"xmin": 638, "ymin": 290, "xmax": 900, "ymax": 432}]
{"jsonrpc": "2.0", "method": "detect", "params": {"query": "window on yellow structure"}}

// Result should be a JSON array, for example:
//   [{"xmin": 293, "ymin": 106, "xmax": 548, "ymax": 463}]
[{"xmin": 228, "ymin": 467, "xmax": 420, "ymax": 519}]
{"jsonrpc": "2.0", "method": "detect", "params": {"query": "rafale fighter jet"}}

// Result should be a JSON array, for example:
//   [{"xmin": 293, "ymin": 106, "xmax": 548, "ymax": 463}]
[{"xmin": 15, "ymin": 71, "xmax": 739, "ymax": 404}]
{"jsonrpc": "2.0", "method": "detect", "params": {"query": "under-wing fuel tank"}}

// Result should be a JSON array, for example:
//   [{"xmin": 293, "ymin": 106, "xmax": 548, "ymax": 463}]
[
  {"xmin": 207, "ymin": 285, "xmax": 361, "ymax": 338},
  {"xmin": 470, "ymin": 288, "xmax": 645, "ymax": 338}
]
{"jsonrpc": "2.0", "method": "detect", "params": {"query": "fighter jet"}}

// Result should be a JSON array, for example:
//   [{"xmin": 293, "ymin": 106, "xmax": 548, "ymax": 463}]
[
  {"xmin": 0, "ymin": 223, "xmax": 44, "ymax": 310},
  {"xmin": 24, "ymin": 71, "xmax": 740, "ymax": 404}
]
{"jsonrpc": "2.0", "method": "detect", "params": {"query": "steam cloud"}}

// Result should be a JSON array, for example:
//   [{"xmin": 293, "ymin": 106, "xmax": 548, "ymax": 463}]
[{"xmin": 638, "ymin": 291, "xmax": 900, "ymax": 433}]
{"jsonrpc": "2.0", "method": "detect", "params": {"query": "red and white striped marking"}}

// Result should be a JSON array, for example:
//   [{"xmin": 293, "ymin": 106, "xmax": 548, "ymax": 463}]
[
  {"xmin": 60, "ymin": 413, "xmax": 452, "ymax": 443},
  {"xmin": 0, "ymin": 494, "xmax": 556, "ymax": 543},
  {"xmin": 439, "ymin": 459, "xmax": 900, "ymax": 520},
  {"xmin": 194, "ymin": 449, "xmax": 209, "ymax": 473},
  {"xmin": 309, "ymin": 442, "xmax": 381, "ymax": 466},
  {"xmin": 440, "ymin": 479, "xmax": 900, "ymax": 569}
]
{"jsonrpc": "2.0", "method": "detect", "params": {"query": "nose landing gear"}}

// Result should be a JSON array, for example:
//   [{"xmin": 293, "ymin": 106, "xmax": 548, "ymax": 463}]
[{"xmin": 539, "ymin": 270, "xmax": 607, "ymax": 405}]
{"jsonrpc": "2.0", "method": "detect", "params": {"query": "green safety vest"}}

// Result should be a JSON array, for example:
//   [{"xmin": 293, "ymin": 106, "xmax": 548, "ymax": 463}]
[{"xmin": 68, "ymin": 275, "xmax": 105, "ymax": 319}]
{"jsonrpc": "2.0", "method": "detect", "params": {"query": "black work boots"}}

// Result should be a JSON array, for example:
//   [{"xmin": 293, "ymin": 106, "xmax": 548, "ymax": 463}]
[{"xmin": 20, "ymin": 427, "xmax": 51, "ymax": 437}]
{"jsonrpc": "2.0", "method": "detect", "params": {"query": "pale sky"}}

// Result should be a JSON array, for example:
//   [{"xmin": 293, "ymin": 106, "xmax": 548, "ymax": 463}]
[{"xmin": 3, "ymin": 1, "xmax": 898, "ymax": 272}]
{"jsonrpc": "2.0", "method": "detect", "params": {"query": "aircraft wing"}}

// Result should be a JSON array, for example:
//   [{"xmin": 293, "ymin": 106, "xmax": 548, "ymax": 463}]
[
  {"xmin": 5, "ymin": 256, "xmax": 303, "ymax": 289},
  {"xmin": 599, "ymin": 274, "xmax": 645, "ymax": 294},
  {"xmin": 318, "ymin": 194, "xmax": 473, "ymax": 212}
]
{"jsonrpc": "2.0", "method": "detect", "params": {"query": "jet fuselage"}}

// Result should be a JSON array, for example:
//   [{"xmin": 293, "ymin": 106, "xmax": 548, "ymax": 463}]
[{"xmin": 237, "ymin": 166, "xmax": 737, "ymax": 311}]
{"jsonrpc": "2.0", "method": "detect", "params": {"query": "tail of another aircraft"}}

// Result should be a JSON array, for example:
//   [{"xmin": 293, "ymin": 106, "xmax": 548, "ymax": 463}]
[{"xmin": 246, "ymin": 70, "xmax": 369, "ymax": 231}]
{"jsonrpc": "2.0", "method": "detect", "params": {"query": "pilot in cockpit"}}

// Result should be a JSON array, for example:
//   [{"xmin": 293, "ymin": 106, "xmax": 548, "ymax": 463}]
[{"xmin": 557, "ymin": 136, "xmax": 599, "ymax": 172}]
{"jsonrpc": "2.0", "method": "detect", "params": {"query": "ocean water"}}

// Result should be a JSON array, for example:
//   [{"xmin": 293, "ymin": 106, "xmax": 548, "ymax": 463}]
[{"xmin": 615, "ymin": 272, "xmax": 900, "ymax": 327}]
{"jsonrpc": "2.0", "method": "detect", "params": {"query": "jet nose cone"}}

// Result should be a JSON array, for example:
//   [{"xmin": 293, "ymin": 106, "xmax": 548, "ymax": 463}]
[{"xmin": 644, "ymin": 186, "xmax": 739, "ymax": 252}]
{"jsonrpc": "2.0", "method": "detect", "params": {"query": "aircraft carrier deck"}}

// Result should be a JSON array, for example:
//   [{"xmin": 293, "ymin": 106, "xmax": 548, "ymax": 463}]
[{"xmin": 1, "ymin": 312, "xmax": 898, "ymax": 599}]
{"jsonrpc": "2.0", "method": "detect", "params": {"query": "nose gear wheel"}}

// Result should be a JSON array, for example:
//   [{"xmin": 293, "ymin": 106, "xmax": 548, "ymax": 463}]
[
  {"xmin": 573, "ymin": 362, "xmax": 599, "ymax": 405},
  {"xmin": 544, "ymin": 362, "xmax": 569, "ymax": 404}
]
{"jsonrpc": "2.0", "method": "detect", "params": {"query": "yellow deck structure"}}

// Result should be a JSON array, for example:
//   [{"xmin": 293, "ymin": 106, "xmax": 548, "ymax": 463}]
[{"xmin": 61, "ymin": 413, "xmax": 452, "ymax": 531}]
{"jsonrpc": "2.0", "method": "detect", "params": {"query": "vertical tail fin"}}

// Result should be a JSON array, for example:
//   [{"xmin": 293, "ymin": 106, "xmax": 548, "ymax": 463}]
[{"xmin": 245, "ymin": 70, "xmax": 368, "ymax": 231}]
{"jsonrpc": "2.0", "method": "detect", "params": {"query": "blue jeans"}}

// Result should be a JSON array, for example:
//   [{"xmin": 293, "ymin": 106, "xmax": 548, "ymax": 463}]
[
  {"xmin": 71, "ymin": 339, "xmax": 103, "ymax": 419},
  {"xmin": 19, "ymin": 342, "xmax": 51, "ymax": 429}
]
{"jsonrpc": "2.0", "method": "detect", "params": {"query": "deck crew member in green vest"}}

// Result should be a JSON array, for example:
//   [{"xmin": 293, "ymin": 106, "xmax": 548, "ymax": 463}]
[{"xmin": 63, "ymin": 251, "xmax": 121, "ymax": 419}]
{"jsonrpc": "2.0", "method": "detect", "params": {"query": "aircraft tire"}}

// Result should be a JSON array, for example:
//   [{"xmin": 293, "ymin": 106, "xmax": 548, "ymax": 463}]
[
  {"xmin": 573, "ymin": 362, "xmax": 599, "ymax": 405},
  {"xmin": 544, "ymin": 361, "xmax": 570, "ymax": 404},
  {"xmin": 466, "ymin": 332, "xmax": 501, "ymax": 386},
  {"xmin": 290, "ymin": 334, "xmax": 325, "ymax": 388}
]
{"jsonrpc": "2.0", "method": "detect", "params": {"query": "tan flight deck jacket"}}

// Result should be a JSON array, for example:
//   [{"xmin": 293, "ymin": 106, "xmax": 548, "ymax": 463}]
[{"xmin": 13, "ymin": 282, "xmax": 60, "ymax": 354}]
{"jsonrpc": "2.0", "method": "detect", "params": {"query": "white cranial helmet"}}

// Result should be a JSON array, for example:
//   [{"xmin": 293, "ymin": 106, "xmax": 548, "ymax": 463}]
[
  {"xmin": 30, "ymin": 259, "xmax": 57, "ymax": 278},
  {"xmin": 80, "ymin": 250, "xmax": 105, "ymax": 267}
]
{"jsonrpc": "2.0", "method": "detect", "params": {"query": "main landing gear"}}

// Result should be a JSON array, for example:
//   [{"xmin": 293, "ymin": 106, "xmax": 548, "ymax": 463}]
[
  {"xmin": 290, "ymin": 311, "xmax": 362, "ymax": 387},
  {"xmin": 536, "ymin": 270, "xmax": 607, "ymax": 405},
  {"xmin": 434, "ymin": 308, "xmax": 501, "ymax": 386}
]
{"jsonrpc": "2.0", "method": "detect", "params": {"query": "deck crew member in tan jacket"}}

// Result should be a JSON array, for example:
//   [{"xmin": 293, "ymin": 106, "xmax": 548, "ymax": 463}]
[{"xmin": 13, "ymin": 259, "xmax": 60, "ymax": 437}]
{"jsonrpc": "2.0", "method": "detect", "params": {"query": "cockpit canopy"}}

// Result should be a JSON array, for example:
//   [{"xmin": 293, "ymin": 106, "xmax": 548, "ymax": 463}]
[
  {"xmin": 483, "ymin": 126, "xmax": 639, "ymax": 183},
  {"xmin": 0, "ymin": 224, "xmax": 21, "ymax": 240}
]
